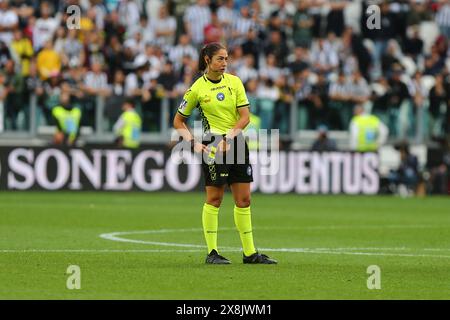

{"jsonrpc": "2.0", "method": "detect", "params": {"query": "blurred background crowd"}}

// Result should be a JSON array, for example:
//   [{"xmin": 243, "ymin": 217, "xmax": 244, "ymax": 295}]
[
  {"xmin": 0, "ymin": 0, "xmax": 448, "ymax": 140},
  {"xmin": 0, "ymin": 0, "xmax": 449, "ymax": 195}
]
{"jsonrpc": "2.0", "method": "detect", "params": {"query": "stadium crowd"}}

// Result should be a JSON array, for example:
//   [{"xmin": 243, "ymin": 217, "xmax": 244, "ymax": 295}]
[{"xmin": 0, "ymin": 0, "xmax": 449, "ymax": 140}]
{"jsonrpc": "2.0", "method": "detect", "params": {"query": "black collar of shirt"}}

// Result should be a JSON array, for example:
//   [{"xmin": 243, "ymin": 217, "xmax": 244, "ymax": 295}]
[{"xmin": 203, "ymin": 74, "xmax": 223, "ymax": 84}]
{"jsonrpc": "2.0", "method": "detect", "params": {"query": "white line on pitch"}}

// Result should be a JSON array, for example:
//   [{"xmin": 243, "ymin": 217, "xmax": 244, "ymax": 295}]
[{"xmin": 0, "ymin": 249, "xmax": 205, "ymax": 253}]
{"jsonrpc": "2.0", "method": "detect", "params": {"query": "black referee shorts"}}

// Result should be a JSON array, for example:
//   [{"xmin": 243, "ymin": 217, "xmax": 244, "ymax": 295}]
[{"xmin": 201, "ymin": 134, "xmax": 253, "ymax": 187}]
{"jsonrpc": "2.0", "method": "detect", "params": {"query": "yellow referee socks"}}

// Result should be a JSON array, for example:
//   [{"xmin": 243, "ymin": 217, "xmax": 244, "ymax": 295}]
[
  {"xmin": 234, "ymin": 205, "xmax": 257, "ymax": 256},
  {"xmin": 202, "ymin": 203, "xmax": 219, "ymax": 254}
]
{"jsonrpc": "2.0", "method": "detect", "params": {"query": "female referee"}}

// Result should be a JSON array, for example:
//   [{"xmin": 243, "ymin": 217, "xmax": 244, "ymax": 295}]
[{"xmin": 173, "ymin": 42, "xmax": 277, "ymax": 264}]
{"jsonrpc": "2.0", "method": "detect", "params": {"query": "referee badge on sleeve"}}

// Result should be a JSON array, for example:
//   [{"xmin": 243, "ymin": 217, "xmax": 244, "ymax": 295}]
[
  {"xmin": 247, "ymin": 166, "xmax": 252, "ymax": 176},
  {"xmin": 178, "ymin": 99, "xmax": 188, "ymax": 112}
]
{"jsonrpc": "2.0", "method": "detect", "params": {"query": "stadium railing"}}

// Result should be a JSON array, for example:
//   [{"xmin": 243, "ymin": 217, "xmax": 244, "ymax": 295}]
[{"xmin": 0, "ymin": 93, "xmax": 440, "ymax": 147}]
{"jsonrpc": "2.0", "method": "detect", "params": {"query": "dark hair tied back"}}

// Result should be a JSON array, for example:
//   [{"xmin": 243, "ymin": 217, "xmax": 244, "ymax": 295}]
[{"xmin": 198, "ymin": 42, "xmax": 226, "ymax": 73}]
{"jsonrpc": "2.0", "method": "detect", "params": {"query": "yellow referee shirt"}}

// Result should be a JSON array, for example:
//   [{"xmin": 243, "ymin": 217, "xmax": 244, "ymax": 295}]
[{"xmin": 177, "ymin": 73, "xmax": 250, "ymax": 134}]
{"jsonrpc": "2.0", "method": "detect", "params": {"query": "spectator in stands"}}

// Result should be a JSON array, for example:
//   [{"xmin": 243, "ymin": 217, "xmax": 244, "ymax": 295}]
[
  {"xmin": 8, "ymin": 0, "xmax": 34, "ymax": 29},
  {"xmin": 103, "ymin": 7, "xmax": 126, "ymax": 43},
  {"xmin": 403, "ymin": 26, "xmax": 424, "ymax": 62},
  {"xmin": 105, "ymin": 69, "xmax": 126, "ymax": 129},
  {"xmin": 274, "ymin": 74, "xmax": 294, "ymax": 135},
  {"xmin": 0, "ymin": 40, "xmax": 12, "ymax": 70},
  {"xmin": 89, "ymin": 0, "xmax": 107, "ymax": 31},
  {"xmin": 347, "ymin": 70, "xmax": 371, "ymax": 127},
  {"xmin": 168, "ymin": 33, "xmax": 198, "ymax": 73},
  {"xmin": 3, "ymin": 59, "xmax": 24, "ymax": 130},
  {"xmin": 52, "ymin": 91, "xmax": 81, "ymax": 146},
  {"xmin": 407, "ymin": 0, "xmax": 432, "ymax": 27},
  {"xmin": 367, "ymin": 1, "xmax": 397, "ymax": 79},
  {"xmin": 407, "ymin": 71, "xmax": 427, "ymax": 138},
  {"xmin": 81, "ymin": 60, "xmax": 110, "ymax": 128},
  {"xmin": 424, "ymin": 48, "xmax": 447, "ymax": 77},
  {"xmin": 237, "ymin": 54, "xmax": 258, "ymax": 85},
  {"xmin": 308, "ymin": 71, "xmax": 329, "ymax": 130},
  {"xmin": 228, "ymin": 45, "xmax": 246, "ymax": 75},
  {"xmin": 204, "ymin": 11, "xmax": 225, "ymax": 45},
  {"xmin": 381, "ymin": 40, "xmax": 402, "ymax": 77},
  {"xmin": 256, "ymin": 78, "xmax": 279, "ymax": 130},
  {"xmin": 123, "ymin": 30, "xmax": 146, "ymax": 58},
  {"xmin": 22, "ymin": 60, "xmax": 43, "ymax": 129},
  {"xmin": 142, "ymin": 77, "xmax": 165, "ymax": 132},
  {"xmin": 258, "ymin": 53, "xmax": 282, "ymax": 82},
  {"xmin": 349, "ymin": 104, "xmax": 389, "ymax": 152},
  {"xmin": 84, "ymin": 31, "xmax": 106, "ymax": 69},
  {"xmin": 33, "ymin": 1, "xmax": 59, "ymax": 51},
  {"xmin": 328, "ymin": 71, "xmax": 351, "ymax": 130},
  {"xmin": 287, "ymin": 46, "xmax": 310, "ymax": 75},
  {"xmin": 0, "ymin": 0, "xmax": 19, "ymax": 46},
  {"xmin": 36, "ymin": 40, "xmax": 61, "ymax": 81},
  {"xmin": 103, "ymin": 34, "xmax": 123, "ymax": 80},
  {"xmin": 0, "ymin": 71, "xmax": 6, "ymax": 132},
  {"xmin": 117, "ymin": 0, "xmax": 141, "ymax": 36},
  {"xmin": 311, "ymin": 124, "xmax": 337, "ymax": 152},
  {"xmin": 157, "ymin": 60, "xmax": 178, "ymax": 120},
  {"xmin": 113, "ymin": 98, "xmax": 142, "ymax": 149},
  {"xmin": 230, "ymin": 5, "xmax": 255, "ymax": 47},
  {"xmin": 388, "ymin": 141, "xmax": 420, "ymax": 197},
  {"xmin": 178, "ymin": 54, "xmax": 197, "ymax": 84},
  {"xmin": 428, "ymin": 73, "xmax": 450, "ymax": 138},
  {"xmin": 293, "ymin": 0, "xmax": 313, "ymax": 48},
  {"xmin": 83, "ymin": 61, "xmax": 110, "ymax": 98},
  {"xmin": 143, "ymin": 0, "xmax": 163, "ymax": 23},
  {"xmin": 310, "ymin": 38, "xmax": 339, "ymax": 75},
  {"xmin": 217, "ymin": 0, "xmax": 235, "ymax": 39},
  {"xmin": 10, "ymin": 29, "xmax": 33, "ymax": 76},
  {"xmin": 372, "ymin": 64, "xmax": 410, "ymax": 137},
  {"xmin": 264, "ymin": 30, "xmax": 289, "ymax": 68},
  {"xmin": 62, "ymin": 62, "xmax": 84, "ymax": 99},
  {"xmin": 294, "ymin": 67, "xmax": 314, "ymax": 130},
  {"xmin": 266, "ymin": 7, "xmax": 289, "ymax": 44},
  {"xmin": 42, "ymin": 73, "xmax": 61, "ymax": 125},
  {"xmin": 435, "ymin": 0, "xmax": 450, "ymax": 39},
  {"xmin": 326, "ymin": 0, "xmax": 348, "ymax": 37},
  {"xmin": 150, "ymin": 4, "xmax": 177, "ymax": 50},
  {"xmin": 184, "ymin": 0, "xmax": 211, "ymax": 48},
  {"xmin": 241, "ymin": 27, "xmax": 260, "ymax": 68},
  {"xmin": 53, "ymin": 26, "xmax": 66, "ymax": 57},
  {"xmin": 125, "ymin": 54, "xmax": 151, "ymax": 103},
  {"xmin": 428, "ymin": 138, "xmax": 449, "ymax": 195},
  {"xmin": 341, "ymin": 27, "xmax": 372, "ymax": 80}
]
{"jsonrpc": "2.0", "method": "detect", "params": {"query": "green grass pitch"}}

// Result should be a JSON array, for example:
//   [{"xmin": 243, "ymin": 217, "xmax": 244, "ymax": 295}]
[{"xmin": 0, "ymin": 192, "xmax": 449, "ymax": 299}]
